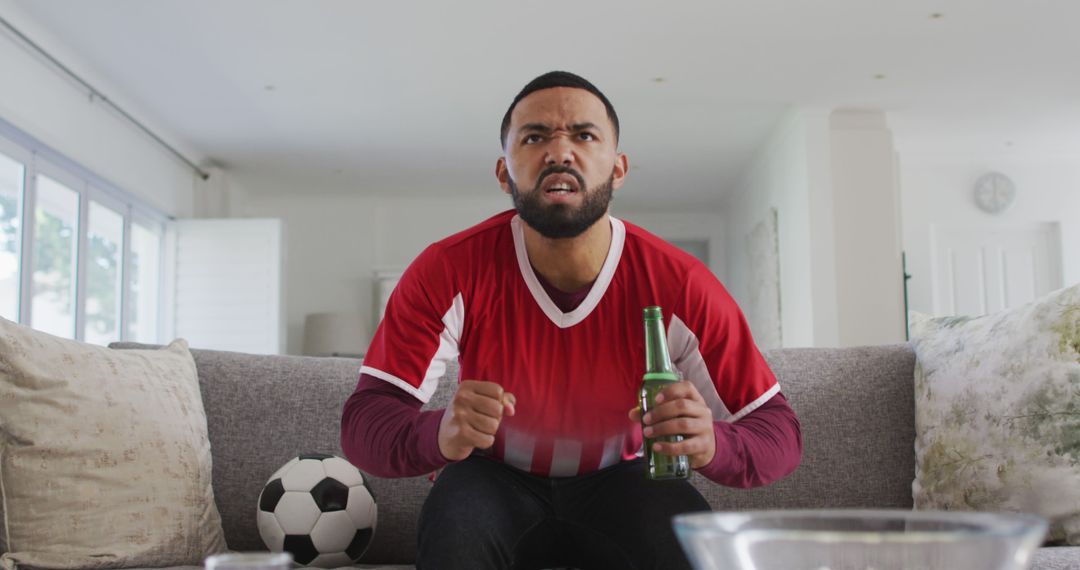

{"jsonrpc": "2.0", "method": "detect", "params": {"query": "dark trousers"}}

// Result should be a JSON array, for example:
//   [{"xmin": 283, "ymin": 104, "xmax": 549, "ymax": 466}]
[{"xmin": 416, "ymin": 456, "xmax": 710, "ymax": 570}]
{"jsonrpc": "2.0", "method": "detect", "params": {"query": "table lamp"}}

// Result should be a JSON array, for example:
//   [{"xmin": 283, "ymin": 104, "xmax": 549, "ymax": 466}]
[{"xmin": 302, "ymin": 312, "xmax": 369, "ymax": 358}]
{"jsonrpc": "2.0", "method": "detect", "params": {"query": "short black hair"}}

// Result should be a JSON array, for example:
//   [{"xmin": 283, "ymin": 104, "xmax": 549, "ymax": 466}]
[{"xmin": 500, "ymin": 71, "xmax": 620, "ymax": 149}]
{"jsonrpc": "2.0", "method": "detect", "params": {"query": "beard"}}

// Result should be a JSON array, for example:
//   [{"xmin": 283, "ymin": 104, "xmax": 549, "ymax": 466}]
[{"xmin": 508, "ymin": 166, "xmax": 615, "ymax": 239}]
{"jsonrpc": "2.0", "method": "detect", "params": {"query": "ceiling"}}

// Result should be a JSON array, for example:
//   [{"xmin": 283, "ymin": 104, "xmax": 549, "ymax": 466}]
[{"xmin": 9, "ymin": 0, "xmax": 1080, "ymax": 210}]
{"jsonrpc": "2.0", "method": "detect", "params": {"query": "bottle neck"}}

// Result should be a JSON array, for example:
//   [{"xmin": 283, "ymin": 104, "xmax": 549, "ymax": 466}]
[{"xmin": 643, "ymin": 317, "xmax": 677, "ymax": 376}]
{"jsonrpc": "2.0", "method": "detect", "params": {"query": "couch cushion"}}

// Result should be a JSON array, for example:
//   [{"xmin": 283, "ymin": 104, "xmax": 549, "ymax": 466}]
[
  {"xmin": 0, "ymin": 320, "xmax": 226, "ymax": 570},
  {"xmin": 1033, "ymin": 546, "xmax": 1080, "ymax": 570},
  {"xmin": 910, "ymin": 284, "xmax": 1080, "ymax": 544},
  {"xmin": 693, "ymin": 344, "xmax": 917, "ymax": 512},
  {"xmin": 109, "ymin": 343, "xmax": 457, "ymax": 566}
]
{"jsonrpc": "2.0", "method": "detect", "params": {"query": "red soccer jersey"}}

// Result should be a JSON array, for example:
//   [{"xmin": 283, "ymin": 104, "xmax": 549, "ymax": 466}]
[{"xmin": 361, "ymin": 210, "xmax": 779, "ymax": 477}]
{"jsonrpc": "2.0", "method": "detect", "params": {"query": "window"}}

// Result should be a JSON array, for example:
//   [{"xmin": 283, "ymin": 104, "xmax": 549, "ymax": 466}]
[
  {"xmin": 129, "ymin": 219, "xmax": 162, "ymax": 343},
  {"xmin": 32, "ymin": 173, "xmax": 80, "ymax": 338},
  {"xmin": 0, "ymin": 120, "xmax": 169, "ymax": 345},
  {"xmin": 0, "ymin": 151, "xmax": 23, "ymax": 321},
  {"xmin": 85, "ymin": 200, "xmax": 124, "ymax": 345}
]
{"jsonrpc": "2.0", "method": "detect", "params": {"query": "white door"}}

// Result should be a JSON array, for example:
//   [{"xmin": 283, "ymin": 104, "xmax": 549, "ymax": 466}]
[{"xmin": 929, "ymin": 223, "xmax": 1063, "ymax": 317}]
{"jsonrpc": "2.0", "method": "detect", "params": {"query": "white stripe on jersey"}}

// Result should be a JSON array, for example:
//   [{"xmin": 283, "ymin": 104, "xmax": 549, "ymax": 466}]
[
  {"xmin": 511, "ymin": 215, "xmax": 626, "ymax": 329},
  {"xmin": 668, "ymin": 314, "xmax": 734, "ymax": 421},
  {"xmin": 358, "ymin": 366, "xmax": 430, "ymax": 401},
  {"xmin": 420, "ymin": 293, "xmax": 465, "ymax": 400},
  {"xmin": 503, "ymin": 427, "xmax": 535, "ymax": 472},
  {"xmin": 549, "ymin": 438, "xmax": 583, "ymax": 477},
  {"xmin": 599, "ymin": 433, "xmax": 625, "ymax": 469},
  {"xmin": 361, "ymin": 292, "xmax": 464, "ymax": 403},
  {"xmin": 731, "ymin": 383, "xmax": 781, "ymax": 422}
]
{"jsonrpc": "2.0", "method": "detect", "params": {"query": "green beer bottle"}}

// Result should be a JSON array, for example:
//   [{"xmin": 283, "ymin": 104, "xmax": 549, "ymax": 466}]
[{"xmin": 640, "ymin": 306, "xmax": 690, "ymax": 480}]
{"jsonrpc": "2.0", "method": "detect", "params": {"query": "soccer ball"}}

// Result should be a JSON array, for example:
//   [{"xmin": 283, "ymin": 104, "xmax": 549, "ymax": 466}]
[{"xmin": 256, "ymin": 453, "xmax": 377, "ymax": 567}]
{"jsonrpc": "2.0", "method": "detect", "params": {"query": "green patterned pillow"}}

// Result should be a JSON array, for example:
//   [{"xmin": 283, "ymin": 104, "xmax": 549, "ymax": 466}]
[{"xmin": 911, "ymin": 283, "xmax": 1080, "ymax": 544}]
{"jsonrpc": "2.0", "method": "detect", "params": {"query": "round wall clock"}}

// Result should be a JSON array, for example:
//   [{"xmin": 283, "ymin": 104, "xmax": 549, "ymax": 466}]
[{"xmin": 973, "ymin": 172, "xmax": 1016, "ymax": 214}]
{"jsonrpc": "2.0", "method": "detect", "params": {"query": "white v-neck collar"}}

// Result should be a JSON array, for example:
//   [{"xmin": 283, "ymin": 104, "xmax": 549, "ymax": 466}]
[{"xmin": 511, "ymin": 214, "xmax": 626, "ymax": 329}]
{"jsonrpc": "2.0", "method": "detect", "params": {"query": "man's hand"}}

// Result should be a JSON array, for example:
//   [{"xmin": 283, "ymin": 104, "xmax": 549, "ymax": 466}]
[
  {"xmin": 628, "ymin": 381, "xmax": 716, "ymax": 469},
  {"xmin": 438, "ymin": 380, "xmax": 516, "ymax": 461}
]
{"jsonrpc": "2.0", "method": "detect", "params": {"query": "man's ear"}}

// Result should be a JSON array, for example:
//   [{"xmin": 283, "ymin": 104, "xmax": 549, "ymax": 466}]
[
  {"xmin": 611, "ymin": 153, "xmax": 629, "ymax": 191},
  {"xmin": 496, "ymin": 157, "xmax": 512, "ymax": 195}
]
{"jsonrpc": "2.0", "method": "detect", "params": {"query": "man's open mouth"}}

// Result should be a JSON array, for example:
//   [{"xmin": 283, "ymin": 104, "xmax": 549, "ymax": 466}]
[{"xmin": 541, "ymin": 173, "xmax": 581, "ymax": 195}]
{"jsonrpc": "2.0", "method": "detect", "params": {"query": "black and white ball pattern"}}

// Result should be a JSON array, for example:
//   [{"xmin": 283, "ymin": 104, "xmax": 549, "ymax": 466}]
[{"xmin": 256, "ymin": 453, "xmax": 377, "ymax": 567}]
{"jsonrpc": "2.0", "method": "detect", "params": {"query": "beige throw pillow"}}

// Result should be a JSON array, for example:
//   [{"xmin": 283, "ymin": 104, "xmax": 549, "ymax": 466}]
[
  {"xmin": 0, "ymin": 318, "xmax": 226, "ymax": 569},
  {"xmin": 911, "ymin": 283, "xmax": 1080, "ymax": 544}
]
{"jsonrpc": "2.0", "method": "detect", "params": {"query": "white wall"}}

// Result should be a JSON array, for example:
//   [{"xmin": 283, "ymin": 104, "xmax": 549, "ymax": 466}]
[
  {"xmin": 230, "ymin": 185, "xmax": 509, "ymax": 355},
  {"xmin": 0, "ymin": 1, "xmax": 201, "ymax": 217},
  {"xmin": 829, "ymin": 111, "xmax": 906, "ymax": 346},
  {"xmin": 724, "ymin": 108, "xmax": 833, "ymax": 348},
  {"xmin": 724, "ymin": 108, "xmax": 906, "ymax": 348},
  {"xmin": 613, "ymin": 209, "xmax": 726, "ymax": 280},
  {"xmin": 900, "ymin": 153, "xmax": 1080, "ymax": 316},
  {"xmin": 230, "ymin": 179, "xmax": 733, "ymax": 355}
]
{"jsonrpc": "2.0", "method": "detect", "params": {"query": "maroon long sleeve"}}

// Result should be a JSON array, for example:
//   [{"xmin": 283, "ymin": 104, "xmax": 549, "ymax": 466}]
[
  {"xmin": 696, "ymin": 392, "xmax": 802, "ymax": 487},
  {"xmin": 340, "ymin": 373, "xmax": 801, "ymax": 486},
  {"xmin": 340, "ymin": 374, "xmax": 448, "ymax": 478}
]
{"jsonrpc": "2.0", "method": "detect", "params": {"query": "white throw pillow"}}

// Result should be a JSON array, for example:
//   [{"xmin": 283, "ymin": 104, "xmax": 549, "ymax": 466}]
[
  {"xmin": 911, "ymin": 283, "xmax": 1080, "ymax": 544},
  {"xmin": 0, "ymin": 318, "xmax": 226, "ymax": 569}
]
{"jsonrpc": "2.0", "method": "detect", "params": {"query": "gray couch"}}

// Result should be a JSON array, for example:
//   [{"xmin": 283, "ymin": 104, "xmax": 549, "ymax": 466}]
[{"xmin": 111, "ymin": 342, "xmax": 1079, "ymax": 570}]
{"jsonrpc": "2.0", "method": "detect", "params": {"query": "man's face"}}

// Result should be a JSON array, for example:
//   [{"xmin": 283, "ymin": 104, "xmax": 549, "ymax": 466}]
[{"xmin": 497, "ymin": 87, "xmax": 628, "ymax": 239}]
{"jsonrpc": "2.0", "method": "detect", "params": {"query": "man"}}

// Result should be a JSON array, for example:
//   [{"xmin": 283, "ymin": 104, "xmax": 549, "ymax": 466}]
[{"xmin": 341, "ymin": 71, "xmax": 802, "ymax": 570}]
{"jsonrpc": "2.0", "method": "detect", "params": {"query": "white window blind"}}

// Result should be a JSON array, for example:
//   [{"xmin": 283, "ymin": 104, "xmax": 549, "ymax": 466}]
[{"xmin": 172, "ymin": 218, "xmax": 283, "ymax": 354}]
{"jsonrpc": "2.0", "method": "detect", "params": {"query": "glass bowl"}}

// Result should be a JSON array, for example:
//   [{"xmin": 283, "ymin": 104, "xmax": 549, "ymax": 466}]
[{"xmin": 673, "ymin": 509, "xmax": 1047, "ymax": 570}]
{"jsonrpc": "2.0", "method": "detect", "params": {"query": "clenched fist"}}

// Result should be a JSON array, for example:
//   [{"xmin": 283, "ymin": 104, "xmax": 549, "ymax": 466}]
[{"xmin": 438, "ymin": 380, "xmax": 516, "ymax": 461}]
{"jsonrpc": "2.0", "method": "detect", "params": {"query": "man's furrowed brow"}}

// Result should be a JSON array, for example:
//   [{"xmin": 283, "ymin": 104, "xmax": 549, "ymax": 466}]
[
  {"xmin": 521, "ymin": 123, "xmax": 553, "ymax": 133},
  {"xmin": 520, "ymin": 122, "xmax": 601, "ymax": 133},
  {"xmin": 570, "ymin": 122, "xmax": 599, "ymax": 132}
]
